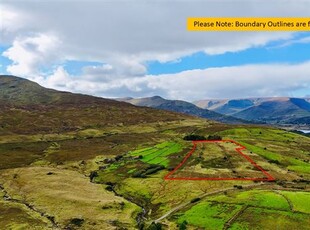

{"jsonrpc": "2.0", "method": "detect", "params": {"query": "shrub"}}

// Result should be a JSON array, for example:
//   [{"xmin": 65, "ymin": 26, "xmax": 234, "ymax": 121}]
[
  {"xmin": 268, "ymin": 159, "xmax": 280, "ymax": 164},
  {"xmin": 89, "ymin": 171, "xmax": 98, "ymax": 181},
  {"xmin": 132, "ymin": 171, "xmax": 146, "ymax": 178},
  {"xmin": 105, "ymin": 185, "xmax": 113, "ymax": 192},
  {"xmin": 147, "ymin": 222, "xmax": 162, "ymax": 230},
  {"xmin": 115, "ymin": 155, "xmax": 123, "ymax": 161},
  {"xmin": 207, "ymin": 135, "xmax": 222, "ymax": 140},
  {"xmin": 183, "ymin": 134, "xmax": 206, "ymax": 141},
  {"xmin": 233, "ymin": 185, "xmax": 243, "ymax": 189},
  {"xmin": 190, "ymin": 197, "xmax": 201, "ymax": 203},
  {"xmin": 70, "ymin": 218, "xmax": 84, "ymax": 227},
  {"xmin": 179, "ymin": 220, "xmax": 188, "ymax": 230},
  {"xmin": 132, "ymin": 164, "xmax": 165, "ymax": 178}
]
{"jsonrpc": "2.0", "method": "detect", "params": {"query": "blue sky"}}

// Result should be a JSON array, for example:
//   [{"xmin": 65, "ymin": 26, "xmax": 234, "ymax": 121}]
[
  {"xmin": 147, "ymin": 33, "xmax": 310, "ymax": 75},
  {"xmin": 3, "ymin": 34, "xmax": 310, "ymax": 78},
  {"xmin": 2, "ymin": 33, "xmax": 310, "ymax": 77}
]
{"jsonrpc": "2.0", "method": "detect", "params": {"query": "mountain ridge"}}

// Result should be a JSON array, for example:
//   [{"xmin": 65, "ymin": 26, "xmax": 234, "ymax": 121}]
[
  {"xmin": 118, "ymin": 96, "xmax": 252, "ymax": 124},
  {"xmin": 0, "ymin": 75, "xmax": 194, "ymax": 135},
  {"xmin": 194, "ymin": 97, "xmax": 310, "ymax": 126}
]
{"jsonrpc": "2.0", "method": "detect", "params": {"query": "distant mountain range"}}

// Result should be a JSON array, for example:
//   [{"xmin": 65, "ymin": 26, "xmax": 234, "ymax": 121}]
[
  {"xmin": 2, "ymin": 75, "xmax": 309, "ymax": 130},
  {"xmin": 194, "ymin": 97, "xmax": 310, "ymax": 126},
  {"xmin": 117, "ymin": 96, "xmax": 252, "ymax": 124},
  {"xmin": 119, "ymin": 96, "xmax": 310, "ymax": 127}
]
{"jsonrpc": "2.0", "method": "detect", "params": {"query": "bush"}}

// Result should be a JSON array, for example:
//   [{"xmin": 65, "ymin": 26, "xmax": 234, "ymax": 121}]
[
  {"xmin": 233, "ymin": 185, "xmax": 243, "ymax": 189},
  {"xmin": 70, "ymin": 218, "xmax": 84, "ymax": 227},
  {"xmin": 268, "ymin": 159, "xmax": 280, "ymax": 164},
  {"xmin": 132, "ymin": 171, "xmax": 146, "ymax": 178},
  {"xmin": 89, "ymin": 171, "xmax": 98, "ymax": 181},
  {"xmin": 105, "ymin": 185, "xmax": 113, "ymax": 191},
  {"xmin": 190, "ymin": 197, "xmax": 201, "ymax": 203},
  {"xmin": 147, "ymin": 222, "xmax": 162, "ymax": 230},
  {"xmin": 115, "ymin": 155, "xmax": 123, "ymax": 161},
  {"xmin": 207, "ymin": 135, "xmax": 222, "ymax": 140},
  {"xmin": 145, "ymin": 166, "xmax": 164, "ymax": 175},
  {"xmin": 179, "ymin": 220, "xmax": 188, "ymax": 230},
  {"xmin": 183, "ymin": 134, "xmax": 206, "ymax": 141},
  {"xmin": 132, "ymin": 164, "xmax": 165, "ymax": 178}
]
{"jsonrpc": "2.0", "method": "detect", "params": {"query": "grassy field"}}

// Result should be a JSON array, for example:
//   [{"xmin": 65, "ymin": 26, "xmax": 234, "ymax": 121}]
[
  {"xmin": 1, "ymin": 121, "xmax": 310, "ymax": 229},
  {"xmin": 229, "ymin": 207, "xmax": 309, "ymax": 230},
  {"xmin": 177, "ymin": 201, "xmax": 243, "ymax": 229},
  {"xmin": 174, "ymin": 189, "xmax": 310, "ymax": 230},
  {"xmin": 0, "ymin": 200, "xmax": 50, "ymax": 230},
  {"xmin": 207, "ymin": 190, "xmax": 291, "ymax": 210},
  {"xmin": 0, "ymin": 167, "xmax": 141, "ymax": 229},
  {"xmin": 215, "ymin": 127, "xmax": 310, "ymax": 180},
  {"xmin": 280, "ymin": 191, "xmax": 310, "ymax": 214},
  {"xmin": 171, "ymin": 141, "xmax": 269, "ymax": 179},
  {"xmin": 129, "ymin": 141, "xmax": 183, "ymax": 167}
]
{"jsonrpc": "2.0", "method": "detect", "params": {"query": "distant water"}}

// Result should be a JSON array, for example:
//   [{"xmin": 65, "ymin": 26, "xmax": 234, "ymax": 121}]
[{"xmin": 299, "ymin": 130, "xmax": 310, "ymax": 134}]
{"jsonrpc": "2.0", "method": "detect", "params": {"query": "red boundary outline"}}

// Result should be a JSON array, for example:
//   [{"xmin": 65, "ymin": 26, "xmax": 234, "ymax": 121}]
[{"xmin": 164, "ymin": 140, "xmax": 275, "ymax": 181}]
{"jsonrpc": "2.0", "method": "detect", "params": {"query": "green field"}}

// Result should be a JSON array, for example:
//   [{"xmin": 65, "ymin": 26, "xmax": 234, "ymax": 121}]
[
  {"xmin": 230, "ymin": 207, "xmax": 309, "ymax": 230},
  {"xmin": 175, "ymin": 189, "xmax": 310, "ymax": 230},
  {"xmin": 280, "ymin": 191, "xmax": 310, "ymax": 214},
  {"xmin": 177, "ymin": 202, "xmax": 242, "ymax": 229},
  {"xmin": 207, "ymin": 190, "xmax": 291, "ymax": 210},
  {"xmin": 129, "ymin": 141, "xmax": 183, "ymax": 167},
  {"xmin": 1, "ymin": 120, "xmax": 310, "ymax": 229},
  {"xmin": 216, "ymin": 127, "xmax": 310, "ymax": 178}
]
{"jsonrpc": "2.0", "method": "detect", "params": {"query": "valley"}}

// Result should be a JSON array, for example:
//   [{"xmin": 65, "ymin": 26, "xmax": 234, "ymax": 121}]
[{"xmin": 0, "ymin": 76, "xmax": 309, "ymax": 229}]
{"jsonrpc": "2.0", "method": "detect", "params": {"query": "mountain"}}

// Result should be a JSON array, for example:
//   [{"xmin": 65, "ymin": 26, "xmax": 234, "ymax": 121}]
[
  {"xmin": 118, "ymin": 96, "xmax": 250, "ymax": 124},
  {"xmin": 194, "ymin": 97, "xmax": 310, "ymax": 125},
  {"xmin": 0, "ymin": 75, "xmax": 191, "ymax": 135}
]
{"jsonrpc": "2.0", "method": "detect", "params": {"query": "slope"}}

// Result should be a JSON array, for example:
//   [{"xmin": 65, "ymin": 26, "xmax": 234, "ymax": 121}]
[
  {"xmin": 119, "ymin": 96, "xmax": 251, "ymax": 124},
  {"xmin": 0, "ymin": 75, "xmax": 192, "ymax": 135}
]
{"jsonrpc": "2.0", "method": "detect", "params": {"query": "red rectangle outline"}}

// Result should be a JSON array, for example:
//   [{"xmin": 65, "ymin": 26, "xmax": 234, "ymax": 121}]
[{"xmin": 164, "ymin": 140, "xmax": 275, "ymax": 181}]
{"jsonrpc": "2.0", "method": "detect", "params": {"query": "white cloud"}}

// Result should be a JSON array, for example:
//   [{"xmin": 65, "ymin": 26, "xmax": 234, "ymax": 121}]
[
  {"xmin": 143, "ymin": 62, "xmax": 310, "ymax": 100},
  {"xmin": 0, "ymin": 4, "xmax": 30, "ymax": 43},
  {"xmin": 1, "ymin": 1, "xmax": 307, "ymax": 63},
  {"xmin": 35, "ymin": 61, "xmax": 310, "ymax": 101},
  {"xmin": 1, "ymin": 0, "xmax": 310, "ymax": 100},
  {"xmin": 45, "ymin": 66, "xmax": 70, "ymax": 89},
  {"xmin": 3, "ymin": 33, "xmax": 62, "ymax": 76}
]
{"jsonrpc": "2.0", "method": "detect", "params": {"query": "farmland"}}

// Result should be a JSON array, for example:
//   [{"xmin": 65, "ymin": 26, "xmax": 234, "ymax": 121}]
[
  {"xmin": 167, "ymin": 140, "xmax": 272, "ymax": 180},
  {"xmin": 1, "ymin": 123, "xmax": 310, "ymax": 229},
  {"xmin": 172, "ymin": 189, "xmax": 310, "ymax": 229},
  {"xmin": 0, "ymin": 76, "xmax": 309, "ymax": 229}
]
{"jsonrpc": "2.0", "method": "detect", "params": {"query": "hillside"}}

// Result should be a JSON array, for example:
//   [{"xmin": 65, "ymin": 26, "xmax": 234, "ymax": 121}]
[
  {"xmin": 0, "ymin": 75, "xmax": 309, "ymax": 230},
  {"xmin": 194, "ymin": 97, "xmax": 310, "ymax": 126},
  {"xmin": 119, "ymin": 96, "xmax": 250, "ymax": 124},
  {"xmin": 0, "ymin": 75, "xmax": 193, "ymax": 135}
]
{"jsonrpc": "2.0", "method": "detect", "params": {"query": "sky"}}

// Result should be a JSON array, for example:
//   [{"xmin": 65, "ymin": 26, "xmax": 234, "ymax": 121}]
[{"xmin": 1, "ymin": 0, "xmax": 310, "ymax": 101}]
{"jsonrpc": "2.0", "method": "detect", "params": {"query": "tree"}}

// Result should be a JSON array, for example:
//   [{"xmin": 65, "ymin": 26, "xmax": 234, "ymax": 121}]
[
  {"xmin": 179, "ymin": 221, "xmax": 187, "ymax": 230},
  {"xmin": 183, "ymin": 134, "xmax": 206, "ymax": 141},
  {"xmin": 207, "ymin": 135, "xmax": 222, "ymax": 140},
  {"xmin": 147, "ymin": 222, "xmax": 162, "ymax": 230}
]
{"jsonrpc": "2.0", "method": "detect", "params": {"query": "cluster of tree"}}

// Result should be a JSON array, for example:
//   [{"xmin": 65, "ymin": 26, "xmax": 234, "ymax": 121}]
[
  {"xmin": 183, "ymin": 134, "xmax": 223, "ymax": 141},
  {"xmin": 179, "ymin": 221, "xmax": 188, "ymax": 230},
  {"xmin": 190, "ymin": 197, "xmax": 201, "ymax": 203},
  {"xmin": 207, "ymin": 135, "xmax": 222, "ymax": 140},
  {"xmin": 233, "ymin": 185, "xmax": 243, "ymax": 189},
  {"xmin": 132, "ymin": 164, "xmax": 165, "ymax": 178},
  {"xmin": 89, "ymin": 171, "xmax": 98, "ymax": 181},
  {"xmin": 183, "ymin": 134, "xmax": 206, "ymax": 141}
]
